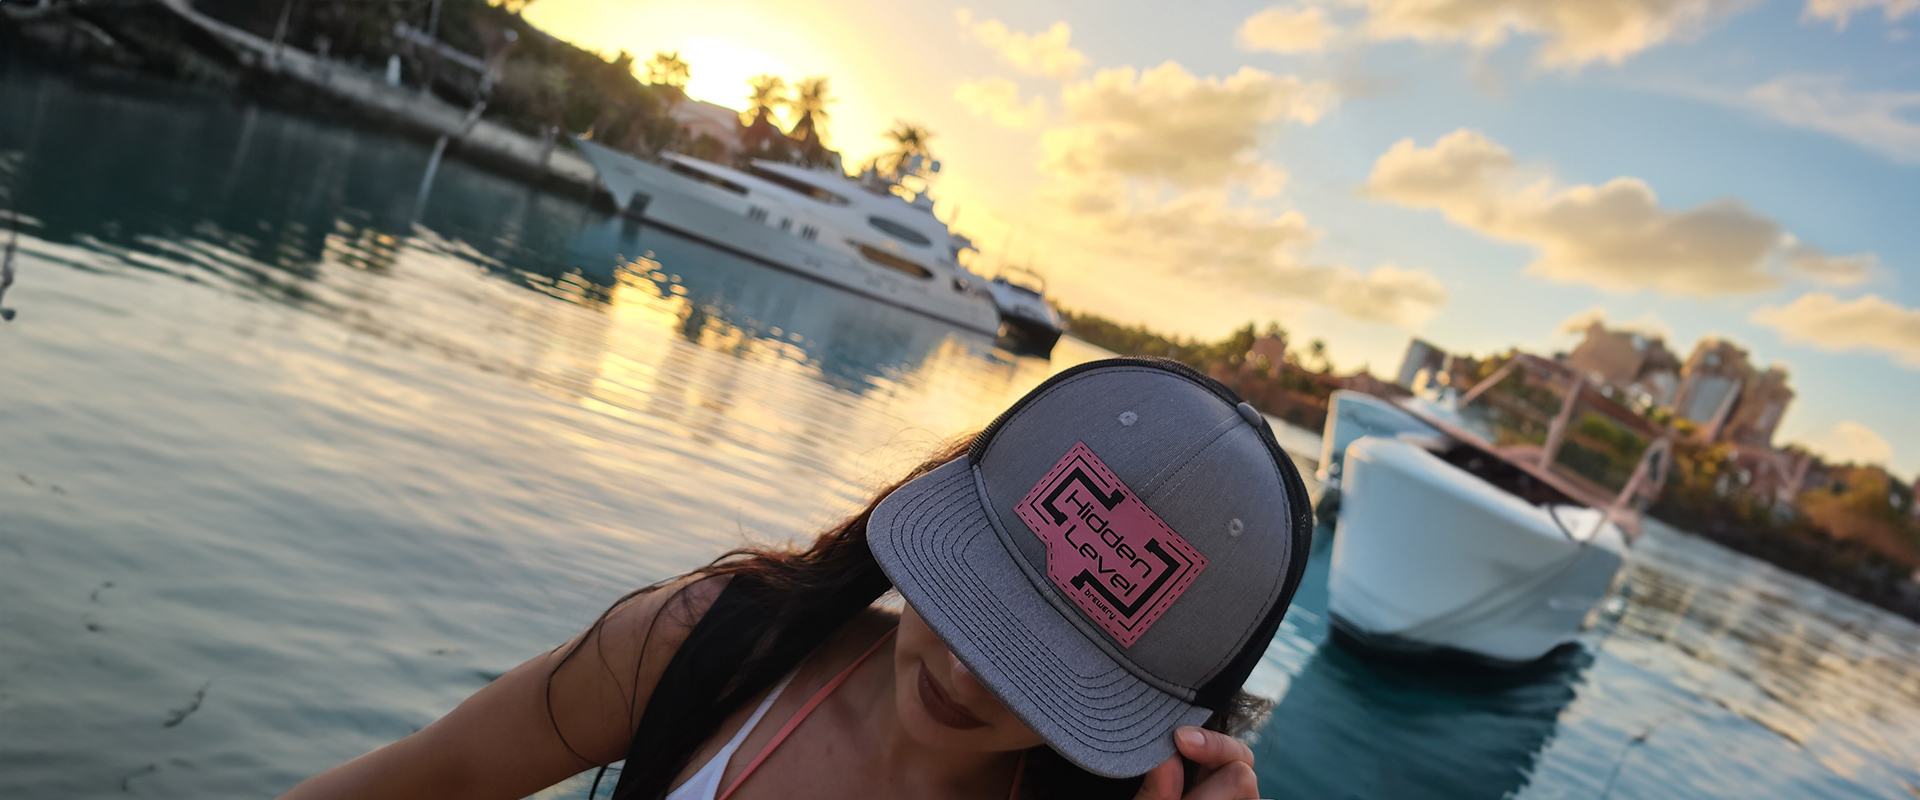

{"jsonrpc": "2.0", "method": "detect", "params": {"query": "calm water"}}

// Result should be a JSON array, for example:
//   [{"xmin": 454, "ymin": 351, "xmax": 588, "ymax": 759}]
[{"xmin": 2, "ymin": 66, "xmax": 1917, "ymax": 799}]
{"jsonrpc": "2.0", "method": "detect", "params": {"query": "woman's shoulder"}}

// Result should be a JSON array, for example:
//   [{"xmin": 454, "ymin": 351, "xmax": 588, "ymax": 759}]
[{"xmin": 595, "ymin": 574, "xmax": 736, "ymax": 657}]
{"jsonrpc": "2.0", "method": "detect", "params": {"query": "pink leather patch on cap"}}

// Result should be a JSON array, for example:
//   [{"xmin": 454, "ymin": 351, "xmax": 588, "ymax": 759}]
[{"xmin": 1014, "ymin": 442, "xmax": 1208, "ymax": 647}]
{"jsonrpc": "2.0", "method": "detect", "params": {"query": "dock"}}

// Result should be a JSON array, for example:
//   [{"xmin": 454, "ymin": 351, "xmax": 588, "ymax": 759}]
[{"xmin": 145, "ymin": 0, "xmax": 604, "ymax": 199}]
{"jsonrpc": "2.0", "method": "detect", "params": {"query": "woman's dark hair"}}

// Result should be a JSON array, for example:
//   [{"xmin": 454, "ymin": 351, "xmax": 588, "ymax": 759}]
[{"xmin": 552, "ymin": 433, "xmax": 1274, "ymax": 800}]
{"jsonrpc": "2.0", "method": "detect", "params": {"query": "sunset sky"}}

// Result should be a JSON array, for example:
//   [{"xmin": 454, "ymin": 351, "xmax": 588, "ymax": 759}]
[{"xmin": 523, "ymin": 0, "xmax": 1920, "ymax": 476}]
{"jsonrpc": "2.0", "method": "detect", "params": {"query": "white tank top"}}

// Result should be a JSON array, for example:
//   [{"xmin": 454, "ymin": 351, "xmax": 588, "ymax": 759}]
[{"xmin": 661, "ymin": 671, "xmax": 797, "ymax": 800}]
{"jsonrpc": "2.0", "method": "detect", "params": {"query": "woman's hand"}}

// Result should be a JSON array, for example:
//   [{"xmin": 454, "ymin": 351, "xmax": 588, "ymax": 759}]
[{"xmin": 1133, "ymin": 727, "xmax": 1266, "ymax": 800}]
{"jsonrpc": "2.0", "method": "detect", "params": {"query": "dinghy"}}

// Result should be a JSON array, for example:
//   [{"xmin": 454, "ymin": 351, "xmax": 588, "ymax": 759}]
[{"xmin": 1321, "ymin": 355, "xmax": 1670, "ymax": 665}]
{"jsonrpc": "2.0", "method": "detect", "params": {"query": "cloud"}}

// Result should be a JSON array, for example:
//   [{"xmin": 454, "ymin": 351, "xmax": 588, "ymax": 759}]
[
  {"xmin": 1555, "ymin": 305, "xmax": 1674, "ymax": 340},
  {"xmin": 947, "ymin": 37, "xmax": 1444, "ymax": 328},
  {"xmin": 1801, "ymin": 0, "xmax": 1919, "ymax": 30},
  {"xmin": 1043, "ymin": 62, "xmax": 1337, "ymax": 192},
  {"xmin": 1751, "ymin": 293, "xmax": 1920, "ymax": 367},
  {"xmin": 1059, "ymin": 190, "xmax": 1448, "ymax": 327},
  {"xmin": 1364, "ymin": 129, "xmax": 1876, "ymax": 296},
  {"xmin": 1354, "ymin": 0, "xmax": 1751, "ymax": 68},
  {"xmin": 1316, "ymin": 263, "xmax": 1452, "ymax": 326},
  {"xmin": 1782, "ymin": 237, "xmax": 1875, "ymax": 285},
  {"xmin": 1743, "ymin": 74, "xmax": 1920, "ymax": 164},
  {"xmin": 1800, "ymin": 420, "xmax": 1895, "ymax": 465},
  {"xmin": 1239, "ymin": 6, "xmax": 1340, "ymax": 53},
  {"xmin": 954, "ymin": 78, "xmax": 1048, "ymax": 129},
  {"xmin": 956, "ymin": 9, "xmax": 1088, "ymax": 80}
]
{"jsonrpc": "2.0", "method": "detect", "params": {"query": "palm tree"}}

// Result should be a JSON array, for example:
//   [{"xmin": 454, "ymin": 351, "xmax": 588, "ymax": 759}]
[
  {"xmin": 644, "ymin": 51, "xmax": 690, "ymax": 91},
  {"xmin": 878, "ymin": 121, "xmax": 934, "ymax": 179},
  {"xmin": 739, "ymin": 74, "xmax": 793, "ymax": 162},
  {"xmin": 787, "ymin": 76, "xmax": 836, "ymax": 167},
  {"xmin": 745, "ymin": 74, "xmax": 787, "ymax": 122},
  {"xmin": 1309, "ymin": 338, "xmax": 1330, "ymax": 373}
]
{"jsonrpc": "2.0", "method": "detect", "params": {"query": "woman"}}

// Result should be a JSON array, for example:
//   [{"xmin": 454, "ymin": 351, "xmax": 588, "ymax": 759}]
[{"xmin": 281, "ymin": 357, "xmax": 1314, "ymax": 800}]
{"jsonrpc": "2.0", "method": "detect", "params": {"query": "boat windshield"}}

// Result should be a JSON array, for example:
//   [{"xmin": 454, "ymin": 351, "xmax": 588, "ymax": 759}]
[
  {"xmin": 852, "ymin": 242, "xmax": 934, "ymax": 279},
  {"xmin": 994, "ymin": 278, "xmax": 1042, "ymax": 297},
  {"xmin": 994, "ymin": 266, "xmax": 1048, "ymax": 296},
  {"xmin": 745, "ymin": 165, "xmax": 849, "ymax": 205},
  {"xmin": 867, "ymin": 216, "xmax": 933, "ymax": 247},
  {"xmin": 1448, "ymin": 354, "xmax": 1667, "ymax": 505},
  {"xmin": 668, "ymin": 161, "xmax": 747, "ymax": 196}
]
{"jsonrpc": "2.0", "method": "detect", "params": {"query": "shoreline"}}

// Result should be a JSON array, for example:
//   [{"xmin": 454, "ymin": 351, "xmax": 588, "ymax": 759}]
[{"xmin": 3, "ymin": 0, "xmax": 619, "ymax": 211}]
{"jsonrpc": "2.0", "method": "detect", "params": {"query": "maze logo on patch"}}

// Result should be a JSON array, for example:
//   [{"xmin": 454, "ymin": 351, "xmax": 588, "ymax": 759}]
[{"xmin": 1015, "ymin": 442, "xmax": 1206, "ymax": 647}]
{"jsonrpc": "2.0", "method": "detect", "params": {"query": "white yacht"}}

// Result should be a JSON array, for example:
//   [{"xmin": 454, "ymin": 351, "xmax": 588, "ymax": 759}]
[
  {"xmin": 572, "ymin": 138, "xmax": 1001, "ymax": 337},
  {"xmin": 1318, "ymin": 357, "xmax": 1671, "ymax": 665}
]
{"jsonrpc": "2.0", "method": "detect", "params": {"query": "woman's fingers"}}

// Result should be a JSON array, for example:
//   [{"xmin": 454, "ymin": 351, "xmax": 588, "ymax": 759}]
[
  {"xmin": 1175, "ymin": 727, "xmax": 1256, "ymax": 771},
  {"xmin": 1132, "ymin": 729, "xmax": 1263, "ymax": 800},
  {"xmin": 1180, "ymin": 759, "xmax": 1261, "ymax": 800},
  {"xmin": 1131, "ymin": 756, "xmax": 1185, "ymax": 800}
]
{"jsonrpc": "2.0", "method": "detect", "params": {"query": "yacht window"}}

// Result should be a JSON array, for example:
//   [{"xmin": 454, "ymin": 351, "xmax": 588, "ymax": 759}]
[
  {"xmin": 669, "ymin": 161, "xmax": 748, "ymax": 195},
  {"xmin": 853, "ymin": 242, "xmax": 934, "ymax": 279},
  {"xmin": 867, "ymin": 216, "xmax": 933, "ymax": 247},
  {"xmin": 746, "ymin": 166, "xmax": 849, "ymax": 205}
]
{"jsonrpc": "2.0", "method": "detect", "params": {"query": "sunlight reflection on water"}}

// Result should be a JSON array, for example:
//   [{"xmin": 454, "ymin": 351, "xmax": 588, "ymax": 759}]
[{"xmin": 0, "ymin": 65, "xmax": 1915, "ymax": 800}]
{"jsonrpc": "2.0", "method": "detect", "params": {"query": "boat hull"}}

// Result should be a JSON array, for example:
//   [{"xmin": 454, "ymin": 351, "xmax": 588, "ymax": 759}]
[
  {"xmin": 997, "ymin": 315, "xmax": 1062, "ymax": 356},
  {"xmin": 1328, "ymin": 436, "xmax": 1626, "ymax": 665},
  {"xmin": 986, "ymin": 280, "xmax": 1064, "ymax": 357},
  {"xmin": 573, "ymin": 139, "xmax": 1002, "ymax": 337}
]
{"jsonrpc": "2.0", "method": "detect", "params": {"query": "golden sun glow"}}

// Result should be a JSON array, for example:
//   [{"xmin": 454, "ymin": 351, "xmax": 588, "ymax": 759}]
[
  {"xmin": 673, "ymin": 37, "xmax": 793, "ymax": 121},
  {"xmin": 520, "ymin": 0, "xmax": 896, "ymax": 159}
]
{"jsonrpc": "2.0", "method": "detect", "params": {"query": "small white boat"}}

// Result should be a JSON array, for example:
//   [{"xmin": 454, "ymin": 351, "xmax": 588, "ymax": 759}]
[
  {"xmin": 1321, "ymin": 357, "xmax": 1671, "ymax": 665},
  {"xmin": 1332, "ymin": 437, "xmax": 1629, "ymax": 663},
  {"xmin": 1314, "ymin": 390, "xmax": 1444, "ymax": 520},
  {"xmin": 984, "ymin": 266, "xmax": 1064, "ymax": 356},
  {"xmin": 572, "ymin": 138, "xmax": 1001, "ymax": 337}
]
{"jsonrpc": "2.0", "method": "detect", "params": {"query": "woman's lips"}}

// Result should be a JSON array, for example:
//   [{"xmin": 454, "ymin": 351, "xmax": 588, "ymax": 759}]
[{"xmin": 917, "ymin": 661, "xmax": 989, "ymax": 730}]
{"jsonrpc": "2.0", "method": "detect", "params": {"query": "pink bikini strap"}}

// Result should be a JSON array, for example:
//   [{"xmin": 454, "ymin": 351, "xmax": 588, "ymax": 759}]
[
  {"xmin": 715, "ymin": 628, "xmax": 1027, "ymax": 800},
  {"xmin": 716, "ymin": 629, "xmax": 897, "ymax": 800}
]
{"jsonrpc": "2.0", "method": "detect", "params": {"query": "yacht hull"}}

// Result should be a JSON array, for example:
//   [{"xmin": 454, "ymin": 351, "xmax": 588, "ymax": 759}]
[
  {"xmin": 574, "ymin": 139, "xmax": 1002, "ymax": 337},
  {"xmin": 1328, "ymin": 436, "xmax": 1626, "ymax": 665}
]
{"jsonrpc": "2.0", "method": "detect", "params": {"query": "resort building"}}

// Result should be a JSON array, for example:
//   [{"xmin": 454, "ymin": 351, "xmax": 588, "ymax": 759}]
[
  {"xmin": 1673, "ymin": 339, "xmax": 1755, "ymax": 438},
  {"xmin": 1670, "ymin": 339, "xmax": 1796, "ymax": 448},
  {"xmin": 1395, "ymin": 338, "xmax": 1448, "ymax": 391},
  {"xmin": 1249, "ymin": 333, "xmax": 1288, "ymax": 375},
  {"xmin": 669, "ymin": 99, "xmax": 745, "ymax": 155},
  {"xmin": 1564, "ymin": 321, "xmax": 1681, "ymax": 410},
  {"xmin": 1724, "ymin": 366, "xmax": 1794, "ymax": 449}
]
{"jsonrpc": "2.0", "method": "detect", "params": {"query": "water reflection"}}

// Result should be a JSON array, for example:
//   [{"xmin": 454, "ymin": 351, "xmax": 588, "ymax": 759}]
[
  {"xmin": 1593, "ymin": 526, "xmax": 1920, "ymax": 790},
  {"xmin": 1257, "ymin": 642, "xmax": 1591, "ymax": 800},
  {"xmin": 1244, "ymin": 520, "xmax": 1594, "ymax": 800},
  {"xmin": 563, "ymin": 219, "xmax": 988, "ymax": 395}
]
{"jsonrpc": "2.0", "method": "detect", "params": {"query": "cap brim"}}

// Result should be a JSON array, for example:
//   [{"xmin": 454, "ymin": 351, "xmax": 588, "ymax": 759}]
[{"xmin": 868, "ymin": 457, "xmax": 1213, "ymax": 779}]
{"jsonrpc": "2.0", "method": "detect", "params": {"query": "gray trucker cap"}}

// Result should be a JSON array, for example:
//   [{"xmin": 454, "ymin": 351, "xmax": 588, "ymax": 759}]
[{"xmin": 868, "ymin": 357, "xmax": 1313, "ymax": 778}]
